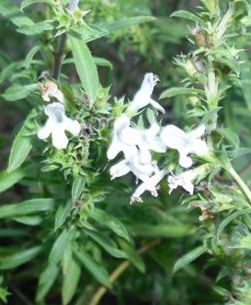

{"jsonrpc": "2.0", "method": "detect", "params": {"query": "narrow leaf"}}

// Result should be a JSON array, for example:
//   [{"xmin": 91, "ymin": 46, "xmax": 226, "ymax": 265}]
[
  {"xmin": 171, "ymin": 10, "xmax": 205, "ymax": 25},
  {"xmin": 0, "ymin": 198, "xmax": 55, "ymax": 219},
  {"xmin": 72, "ymin": 175, "xmax": 86, "ymax": 203},
  {"xmin": 0, "ymin": 246, "xmax": 42, "ymax": 270},
  {"xmin": 54, "ymin": 200, "xmax": 72, "ymax": 231},
  {"xmin": 160, "ymin": 87, "xmax": 203, "ymax": 100},
  {"xmin": 87, "ymin": 231, "xmax": 127, "ymax": 259},
  {"xmin": 0, "ymin": 168, "xmax": 26, "ymax": 193},
  {"xmin": 62, "ymin": 249, "xmax": 81, "ymax": 305},
  {"xmin": 8, "ymin": 109, "xmax": 37, "ymax": 172},
  {"xmin": 89, "ymin": 208, "xmax": 130, "ymax": 242},
  {"xmin": 49, "ymin": 230, "xmax": 74, "ymax": 265},
  {"xmin": 173, "ymin": 245, "xmax": 207, "ymax": 273},
  {"xmin": 36, "ymin": 264, "xmax": 59, "ymax": 302},
  {"xmin": 2, "ymin": 84, "xmax": 37, "ymax": 101},
  {"xmin": 216, "ymin": 209, "xmax": 250, "ymax": 241},
  {"xmin": 21, "ymin": 0, "xmax": 54, "ymax": 10},
  {"xmin": 69, "ymin": 35, "xmax": 99, "ymax": 105},
  {"xmin": 75, "ymin": 249, "xmax": 111, "ymax": 288}
]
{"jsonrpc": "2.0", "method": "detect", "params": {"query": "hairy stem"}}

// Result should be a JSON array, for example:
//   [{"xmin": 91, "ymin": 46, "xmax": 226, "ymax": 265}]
[
  {"xmin": 226, "ymin": 164, "xmax": 251, "ymax": 206},
  {"xmin": 87, "ymin": 239, "xmax": 161, "ymax": 305}
]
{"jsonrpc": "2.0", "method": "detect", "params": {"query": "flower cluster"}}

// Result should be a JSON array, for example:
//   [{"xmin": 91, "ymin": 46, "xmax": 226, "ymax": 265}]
[
  {"xmin": 107, "ymin": 73, "xmax": 209, "ymax": 203},
  {"xmin": 37, "ymin": 80, "xmax": 81, "ymax": 149}
]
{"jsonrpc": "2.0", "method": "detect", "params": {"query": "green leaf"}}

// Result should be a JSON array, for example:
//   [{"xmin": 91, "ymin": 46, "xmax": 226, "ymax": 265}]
[
  {"xmin": 170, "ymin": 10, "xmax": 205, "ymax": 25},
  {"xmin": 62, "ymin": 248, "xmax": 81, "ymax": 305},
  {"xmin": 12, "ymin": 215, "xmax": 42, "ymax": 226},
  {"xmin": 21, "ymin": 0, "xmax": 54, "ymax": 10},
  {"xmin": 0, "ymin": 167, "xmax": 26, "ymax": 193},
  {"xmin": 55, "ymin": 200, "xmax": 72, "ymax": 231},
  {"xmin": 1, "ymin": 84, "xmax": 37, "ymax": 101},
  {"xmin": 0, "ymin": 0, "xmax": 34, "ymax": 28},
  {"xmin": 96, "ymin": 16, "xmax": 155, "ymax": 38},
  {"xmin": 74, "ymin": 16, "xmax": 155, "ymax": 43},
  {"xmin": 49, "ymin": 230, "xmax": 74, "ymax": 265},
  {"xmin": 173, "ymin": 245, "xmax": 207, "ymax": 273},
  {"xmin": 0, "ymin": 198, "xmax": 55, "ymax": 219},
  {"xmin": 18, "ymin": 20, "xmax": 55, "ymax": 35},
  {"xmin": 94, "ymin": 57, "xmax": 113, "ymax": 69},
  {"xmin": 87, "ymin": 231, "xmax": 127, "ymax": 259},
  {"xmin": 0, "ymin": 246, "xmax": 42, "ymax": 270},
  {"xmin": 22, "ymin": 44, "xmax": 41, "ymax": 69},
  {"xmin": 8, "ymin": 109, "xmax": 37, "ymax": 172},
  {"xmin": 89, "ymin": 208, "xmax": 130, "ymax": 242},
  {"xmin": 72, "ymin": 175, "xmax": 86, "ymax": 203},
  {"xmin": 118, "ymin": 239, "xmax": 145, "ymax": 273},
  {"xmin": 69, "ymin": 35, "xmax": 99, "ymax": 105},
  {"xmin": 129, "ymin": 224, "xmax": 193, "ymax": 238},
  {"xmin": 75, "ymin": 249, "xmax": 111, "ymax": 288},
  {"xmin": 36, "ymin": 264, "xmax": 59, "ymax": 302},
  {"xmin": 216, "ymin": 209, "xmax": 250, "ymax": 241},
  {"xmin": 160, "ymin": 87, "xmax": 203, "ymax": 100}
]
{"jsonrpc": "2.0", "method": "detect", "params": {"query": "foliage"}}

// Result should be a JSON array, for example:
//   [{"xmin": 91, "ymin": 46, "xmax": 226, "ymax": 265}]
[{"xmin": 0, "ymin": 0, "xmax": 251, "ymax": 304}]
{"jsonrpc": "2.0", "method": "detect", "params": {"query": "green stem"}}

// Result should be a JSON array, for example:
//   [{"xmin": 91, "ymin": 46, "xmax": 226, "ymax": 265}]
[
  {"xmin": 226, "ymin": 164, "xmax": 251, "ymax": 205},
  {"xmin": 52, "ymin": 0, "xmax": 79, "ymax": 79},
  {"xmin": 87, "ymin": 239, "xmax": 161, "ymax": 305}
]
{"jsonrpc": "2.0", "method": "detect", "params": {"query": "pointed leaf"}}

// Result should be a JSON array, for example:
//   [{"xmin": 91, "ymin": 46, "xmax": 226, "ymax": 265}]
[
  {"xmin": 75, "ymin": 249, "xmax": 111, "ymax": 288},
  {"xmin": 8, "ymin": 109, "xmax": 37, "ymax": 172},
  {"xmin": 69, "ymin": 35, "xmax": 99, "ymax": 105},
  {"xmin": 173, "ymin": 245, "xmax": 207, "ymax": 273}
]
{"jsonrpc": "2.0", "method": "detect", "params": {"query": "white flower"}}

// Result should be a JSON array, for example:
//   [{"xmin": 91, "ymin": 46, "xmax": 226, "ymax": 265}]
[
  {"xmin": 110, "ymin": 153, "xmax": 158, "ymax": 183},
  {"xmin": 160, "ymin": 124, "xmax": 208, "ymax": 168},
  {"xmin": 127, "ymin": 73, "xmax": 165, "ymax": 114},
  {"xmin": 167, "ymin": 169, "xmax": 198, "ymax": 195},
  {"xmin": 107, "ymin": 115, "xmax": 165, "ymax": 163},
  {"xmin": 130, "ymin": 169, "xmax": 167, "ymax": 204},
  {"xmin": 107, "ymin": 114, "xmax": 139, "ymax": 160},
  {"xmin": 37, "ymin": 102, "xmax": 81, "ymax": 149},
  {"xmin": 40, "ymin": 80, "xmax": 64, "ymax": 103}
]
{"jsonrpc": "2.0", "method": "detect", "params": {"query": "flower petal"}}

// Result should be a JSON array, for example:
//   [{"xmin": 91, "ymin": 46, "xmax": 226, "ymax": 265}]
[
  {"xmin": 63, "ymin": 117, "xmax": 81, "ymax": 136},
  {"xmin": 51, "ymin": 129, "xmax": 68, "ymax": 149},
  {"xmin": 150, "ymin": 99, "xmax": 165, "ymax": 113},
  {"xmin": 37, "ymin": 120, "xmax": 53, "ymax": 140},
  {"xmin": 110, "ymin": 160, "xmax": 130, "ymax": 180}
]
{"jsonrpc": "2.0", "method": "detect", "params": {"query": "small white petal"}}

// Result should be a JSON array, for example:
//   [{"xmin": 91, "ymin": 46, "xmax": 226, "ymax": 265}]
[
  {"xmin": 150, "ymin": 99, "xmax": 165, "ymax": 113},
  {"xmin": 130, "ymin": 169, "xmax": 167, "ymax": 203},
  {"xmin": 37, "ymin": 120, "xmax": 53, "ymax": 140},
  {"xmin": 51, "ymin": 129, "xmax": 68, "ymax": 149},
  {"xmin": 167, "ymin": 169, "xmax": 197, "ymax": 195},
  {"xmin": 179, "ymin": 153, "xmax": 193, "ymax": 168},
  {"xmin": 110, "ymin": 160, "xmax": 130, "ymax": 179},
  {"xmin": 161, "ymin": 124, "xmax": 208, "ymax": 168},
  {"xmin": 63, "ymin": 117, "xmax": 81, "ymax": 136}
]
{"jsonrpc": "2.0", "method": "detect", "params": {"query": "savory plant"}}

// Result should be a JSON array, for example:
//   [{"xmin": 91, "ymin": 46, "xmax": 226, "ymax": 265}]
[{"xmin": 0, "ymin": 0, "xmax": 251, "ymax": 304}]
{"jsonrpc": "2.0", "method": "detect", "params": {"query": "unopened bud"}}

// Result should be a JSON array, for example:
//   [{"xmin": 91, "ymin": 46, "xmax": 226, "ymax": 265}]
[{"xmin": 190, "ymin": 25, "xmax": 206, "ymax": 47}]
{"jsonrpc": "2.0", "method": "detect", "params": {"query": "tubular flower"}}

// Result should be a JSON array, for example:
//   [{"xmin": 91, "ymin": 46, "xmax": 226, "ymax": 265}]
[
  {"xmin": 109, "ymin": 152, "xmax": 159, "ymax": 183},
  {"xmin": 40, "ymin": 80, "xmax": 64, "ymax": 103},
  {"xmin": 127, "ymin": 73, "xmax": 165, "ymax": 114},
  {"xmin": 107, "ymin": 115, "xmax": 165, "ymax": 163},
  {"xmin": 130, "ymin": 169, "xmax": 167, "ymax": 204},
  {"xmin": 37, "ymin": 102, "xmax": 81, "ymax": 149},
  {"xmin": 160, "ymin": 124, "xmax": 208, "ymax": 168},
  {"xmin": 167, "ymin": 169, "xmax": 198, "ymax": 195}
]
